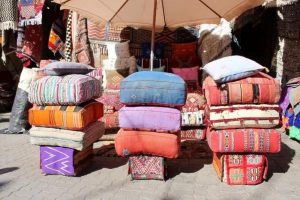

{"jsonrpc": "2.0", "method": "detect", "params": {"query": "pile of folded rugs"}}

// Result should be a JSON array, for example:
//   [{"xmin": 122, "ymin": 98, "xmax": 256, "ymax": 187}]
[
  {"xmin": 98, "ymin": 41, "xmax": 136, "ymax": 133},
  {"xmin": 115, "ymin": 71, "xmax": 187, "ymax": 180},
  {"xmin": 280, "ymin": 77, "xmax": 300, "ymax": 141},
  {"xmin": 28, "ymin": 62, "xmax": 104, "ymax": 176},
  {"xmin": 202, "ymin": 56, "xmax": 282, "ymax": 185},
  {"xmin": 180, "ymin": 90, "xmax": 206, "ymax": 141}
]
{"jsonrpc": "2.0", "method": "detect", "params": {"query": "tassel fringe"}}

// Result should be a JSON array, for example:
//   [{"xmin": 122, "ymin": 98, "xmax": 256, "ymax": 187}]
[{"xmin": 0, "ymin": 21, "xmax": 18, "ymax": 30}]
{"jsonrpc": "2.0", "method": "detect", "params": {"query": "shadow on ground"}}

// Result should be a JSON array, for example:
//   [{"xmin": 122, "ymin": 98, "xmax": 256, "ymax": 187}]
[
  {"xmin": 266, "ymin": 142, "xmax": 295, "ymax": 180},
  {"xmin": 79, "ymin": 144, "xmax": 127, "ymax": 177},
  {"xmin": 167, "ymin": 141, "xmax": 212, "ymax": 179},
  {"xmin": 0, "ymin": 118, "xmax": 9, "ymax": 123},
  {"xmin": 82, "ymin": 141, "xmax": 212, "ymax": 179},
  {"xmin": 0, "ymin": 167, "xmax": 19, "ymax": 175}
]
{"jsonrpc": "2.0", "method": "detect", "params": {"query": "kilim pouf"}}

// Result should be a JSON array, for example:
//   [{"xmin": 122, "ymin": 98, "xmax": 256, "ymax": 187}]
[
  {"xmin": 29, "ymin": 101, "xmax": 103, "ymax": 130},
  {"xmin": 40, "ymin": 145, "xmax": 93, "ymax": 176},
  {"xmin": 128, "ymin": 155, "xmax": 166, "ymax": 180},
  {"xmin": 213, "ymin": 153, "xmax": 268, "ymax": 185}
]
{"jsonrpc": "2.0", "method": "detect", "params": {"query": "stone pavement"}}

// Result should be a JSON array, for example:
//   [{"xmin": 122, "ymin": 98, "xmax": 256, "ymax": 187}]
[{"xmin": 0, "ymin": 112, "xmax": 300, "ymax": 200}]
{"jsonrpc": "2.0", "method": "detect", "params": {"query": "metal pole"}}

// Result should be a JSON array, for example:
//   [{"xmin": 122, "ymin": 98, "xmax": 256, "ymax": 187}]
[{"xmin": 150, "ymin": 0, "xmax": 157, "ymax": 71}]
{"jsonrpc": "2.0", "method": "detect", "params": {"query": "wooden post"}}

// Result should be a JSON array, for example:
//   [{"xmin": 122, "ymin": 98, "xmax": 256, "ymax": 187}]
[{"xmin": 150, "ymin": 0, "xmax": 157, "ymax": 71}]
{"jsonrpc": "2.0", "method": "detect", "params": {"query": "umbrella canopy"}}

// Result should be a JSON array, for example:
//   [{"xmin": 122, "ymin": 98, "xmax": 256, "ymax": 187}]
[
  {"xmin": 54, "ymin": 0, "xmax": 264, "ymax": 29},
  {"xmin": 53, "ymin": 0, "xmax": 265, "ymax": 69}
]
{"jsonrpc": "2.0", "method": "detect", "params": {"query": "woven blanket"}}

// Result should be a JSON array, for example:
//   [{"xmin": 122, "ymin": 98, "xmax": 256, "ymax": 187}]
[
  {"xmin": 48, "ymin": 13, "xmax": 66, "ymax": 58},
  {"xmin": 0, "ymin": 0, "xmax": 18, "ymax": 30},
  {"xmin": 115, "ymin": 129, "xmax": 180, "ymax": 158},
  {"xmin": 207, "ymin": 104, "xmax": 280, "ymax": 129},
  {"xmin": 87, "ymin": 20, "xmax": 128, "ymax": 41},
  {"xmin": 197, "ymin": 19, "xmax": 232, "ymax": 66},
  {"xmin": 289, "ymin": 86, "xmax": 300, "ymax": 108},
  {"xmin": 20, "ymin": 25, "xmax": 43, "ymax": 62},
  {"xmin": 18, "ymin": 0, "xmax": 44, "ymax": 26},
  {"xmin": 213, "ymin": 153, "xmax": 268, "ymax": 185},
  {"xmin": 180, "ymin": 128, "xmax": 206, "ymax": 141},
  {"xmin": 30, "ymin": 121, "xmax": 105, "ymax": 151},
  {"xmin": 129, "ymin": 156, "xmax": 165, "ymax": 180},
  {"xmin": 203, "ymin": 73, "xmax": 281, "ymax": 106},
  {"xmin": 289, "ymin": 126, "xmax": 300, "ymax": 141},
  {"xmin": 40, "ymin": 145, "xmax": 93, "ymax": 176},
  {"xmin": 207, "ymin": 128, "xmax": 281, "ymax": 153},
  {"xmin": 74, "ymin": 17, "xmax": 93, "ymax": 65},
  {"xmin": 284, "ymin": 107, "xmax": 300, "ymax": 128},
  {"xmin": 103, "ymin": 57, "xmax": 136, "ymax": 74},
  {"xmin": 182, "ymin": 91, "xmax": 206, "ymax": 112},
  {"xmin": 29, "ymin": 102, "xmax": 103, "ymax": 130},
  {"xmin": 280, "ymin": 87, "xmax": 293, "ymax": 114},
  {"xmin": 100, "ymin": 112, "xmax": 119, "ymax": 129},
  {"xmin": 28, "ymin": 74, "xmax": 101, "ymax": 106},
  {"xmin": 119, "ymin": 106, "xmax": 181, "ymax": 132}
]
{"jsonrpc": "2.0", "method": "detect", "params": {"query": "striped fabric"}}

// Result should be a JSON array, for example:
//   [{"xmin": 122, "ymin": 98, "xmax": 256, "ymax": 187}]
[
  {"xmin": 207, "ymin": 104, "xmax": 280, "ymax": 129},
  {"xmin": 203, "ymin": 72, "xmax": 281, "ymax": 106},
  {"xmin": 30, "ymin": 121, "xmax": 105, "ymax": 151},
  {"xmin": 28, "ymin": 74, "xmax": 101, "ymax": 106},
  {"xmin": 29, "ymin": 102, "xmax": 103, "ymax": 130}
]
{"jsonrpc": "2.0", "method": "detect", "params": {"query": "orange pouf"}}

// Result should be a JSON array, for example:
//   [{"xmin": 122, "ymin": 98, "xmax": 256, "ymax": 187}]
[
  {"xmin": 115, "ymin": 129, "xmax": 180, "ymax": 158},
  {"xmin": 29, "ymin": 102, "xmax": 103, "ymax": 130}
]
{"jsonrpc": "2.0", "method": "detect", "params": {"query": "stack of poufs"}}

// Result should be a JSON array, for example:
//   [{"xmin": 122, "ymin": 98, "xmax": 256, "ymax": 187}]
[
  {"xmin": 99, "ymin": 41, "xmax": 136, "ymax": 132},
  {"xmin": 115, "ymin": 71, "xmax": 187, "ymax": 180},
  {"xmin": 28, "ymin": 62, "xmax": 105, "ymax": 176},
  {"xmin": 202, "ymin": 56, "xmax": 282, "ymax": 185},
  {"xmin": 280, "ymin": 77, "xmax": 300, "ymax": 141},
  {"xmin": 169, "ymin": 66, "xmax": 206, "ymax": 141}
]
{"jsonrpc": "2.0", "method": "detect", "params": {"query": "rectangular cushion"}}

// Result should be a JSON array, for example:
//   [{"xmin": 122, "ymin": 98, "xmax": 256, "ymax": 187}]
[
  {"xmin": 207, "ymin": 104, "xmax": 280, "ymax": 129},
  {"xmin": 206, "ymin": 128, "xmax": 281, "ymax": 153},
  {"xmin": 119, "ymin": 106, "xmax": 181, "ymax": 132},
  {"xmin": 128, "ymin": 155, "xmax": 165, "ymax": 180},
  {"xmin": 213, "ymin": 153, "xmax": 268, "ymax": 185},
  {"xmin": 120, "ymin": 71, "xmax": 187, "ymax": 107},
  {"xmin": 40, "ymin": 145, "xmax": 93, "ymax": 176},
  {"xmin": 29, "ymin": 102, "xmax": 103, "ymax": 130},
  {"xmin": 203, "ymin": 73, "xmax": 281, "ymax": 106},
  {"xmin": 29, "ymin": 75, "xmax": 101, "ymax": 105},
  {"xmin": 182, "ymin": 110, "xmax": 204, "ymax": 127},
  {"xmin": 180, "ymin": 128, "xmax": 206, "ymax": 141},
  {"xmin": 115, "ymin": 129, "xmax": 180, "ymax": 158},
  {"xmin": 30, "ymin": 121, "xmax": 105, "ymax": 151}
]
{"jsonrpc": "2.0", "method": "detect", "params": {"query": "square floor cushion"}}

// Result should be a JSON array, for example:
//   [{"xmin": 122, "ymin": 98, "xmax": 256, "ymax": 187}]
[
  {"xmin": 29, "ymin": 101, "xmax": 103, "ymax": 130},
  {"xmin": 120, "ymin": 71, "xmax": 187, "ymax": 107},
  {"xmin": 119, "ymin": 106, "xmax": 181, "ymax": 132},
  {"xmin": 115, "ymin": 129, "xmax": 180, "ymax": 158},
  {"xmin": 128, "ymin": 155, "xmax": 166, "ymax": 180},
  {"xmin": 29, "ymin": 74, "xmax": 101, "ymax": 105},
  {"xmin": 213, "ymin": 153, "xmax": 268, "ymax": 185},
  {"xmin": 40, "ymin": 145, "xmax": 93, "ymax": 176}
]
